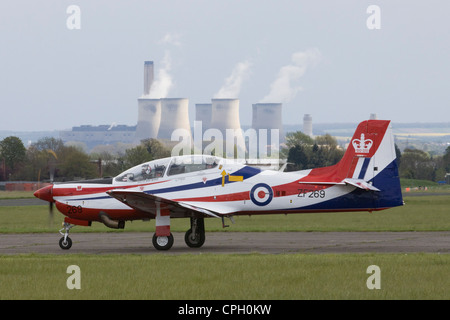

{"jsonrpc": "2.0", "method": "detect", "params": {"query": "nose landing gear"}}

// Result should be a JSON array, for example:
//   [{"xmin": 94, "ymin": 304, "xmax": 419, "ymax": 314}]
[{"xmin": 59, "ymin": 222, "xmax": 74, "ymax": 250}]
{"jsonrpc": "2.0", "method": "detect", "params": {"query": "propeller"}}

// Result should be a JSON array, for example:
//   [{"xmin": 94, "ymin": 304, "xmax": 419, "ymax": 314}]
[
  {"xmin": 49, "ymin": 201, "xmax": 54, "ymax": 221},
  {"xmin": 48, "ymin": 160, "xmax": 55, "ymax": 226}
]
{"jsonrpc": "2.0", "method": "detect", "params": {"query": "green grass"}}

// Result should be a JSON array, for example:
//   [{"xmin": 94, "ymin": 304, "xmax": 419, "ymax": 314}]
[
  {"xmin": 0, "ymin": 194, "xmax": 449, "ymax": 233},
  {"xmin": 0, "ymin": 253, "xmax": 448, "ymax": 300},
  {"xmin": 0, "ymin": 191, "xmax": 35, "ymax": 199}
]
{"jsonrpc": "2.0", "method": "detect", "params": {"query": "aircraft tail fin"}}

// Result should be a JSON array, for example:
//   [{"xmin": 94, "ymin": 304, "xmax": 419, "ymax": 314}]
[{"xmin": 300, "ymin": 120, "xmax": 403, "ymax": 209}]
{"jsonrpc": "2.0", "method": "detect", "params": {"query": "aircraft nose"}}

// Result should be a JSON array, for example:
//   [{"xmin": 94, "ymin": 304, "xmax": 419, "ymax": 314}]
[{"xmin": 34, "ymin": 185, "xmax": 54, "ymax": 203}]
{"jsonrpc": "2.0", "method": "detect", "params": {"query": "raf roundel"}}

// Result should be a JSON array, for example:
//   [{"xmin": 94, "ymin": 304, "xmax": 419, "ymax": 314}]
[{"xmin": 250, "ymin": 183, "xmax": 273, "ymax": 206}]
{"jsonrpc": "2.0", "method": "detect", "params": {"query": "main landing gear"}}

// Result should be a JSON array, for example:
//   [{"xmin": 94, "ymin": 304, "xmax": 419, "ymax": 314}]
[
  {"xmin": 152, "ymin": 233, "xmax": 174, "ymax": 251},
  {"xmin": 151, "ymin": 217, "xmax": 206, "ymax": 251},
  {"xmin": 185, "ymin": 217, "xmax": 205, "ymax": 248}
]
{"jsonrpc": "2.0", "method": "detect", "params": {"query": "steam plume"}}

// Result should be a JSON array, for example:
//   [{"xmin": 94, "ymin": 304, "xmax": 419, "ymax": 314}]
[
  {"xmin": 260, "ymin": 48, "xmax": 321, "ymax": 103},
  {"xmin": 214, "ymin": 60, "xmax": 252, "ymax": 98},
  {"xmin": 144, "ymin": 51, "xmax": 173, "ymax": 99}
]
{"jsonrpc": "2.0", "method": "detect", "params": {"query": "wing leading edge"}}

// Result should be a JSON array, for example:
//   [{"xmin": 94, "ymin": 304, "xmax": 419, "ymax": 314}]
[{"xmin": 107, "ymin": 189, "xmax": 221, "ymax": 219}]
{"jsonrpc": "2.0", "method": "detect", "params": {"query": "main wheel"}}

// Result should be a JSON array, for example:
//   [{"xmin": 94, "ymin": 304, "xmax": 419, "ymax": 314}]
[
  {"xmin": 59, "ymin": 237, "xmax": 72, "ymax": 250},
  {"xmin": 185, "ymin": 228, "xmax": 205, "ymax": 248},
  {"xmin": 152, "ymin": 233, "xmax": 174, "ymax": 250}
]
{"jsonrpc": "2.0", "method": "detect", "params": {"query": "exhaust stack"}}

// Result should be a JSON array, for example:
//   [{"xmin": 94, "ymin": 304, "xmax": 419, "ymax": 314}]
[{"xmin": 99, "ymin": 212, "xmax": 125, "ymax": 229}]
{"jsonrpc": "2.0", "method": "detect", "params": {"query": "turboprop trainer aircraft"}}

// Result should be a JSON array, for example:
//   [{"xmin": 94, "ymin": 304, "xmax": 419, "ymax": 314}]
[{"xmin": 34, "ymin": 120, "xmax": 403, "ymax": 251}]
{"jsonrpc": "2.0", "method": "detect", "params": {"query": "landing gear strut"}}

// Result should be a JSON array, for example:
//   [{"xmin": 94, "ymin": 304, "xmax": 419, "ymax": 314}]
[
  {"xmin": 59, "ymin": 222, "xmax": 74, "ymax": 250},
  {"xmin": 185, "ymin": 217, "xmax": 205, "ymax": 248}
]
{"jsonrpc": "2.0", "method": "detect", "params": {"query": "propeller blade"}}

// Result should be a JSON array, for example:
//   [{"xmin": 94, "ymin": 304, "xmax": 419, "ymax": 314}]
[{"xmin": 48, "ymin": 202, "xmax": 54, "ymax": 227}]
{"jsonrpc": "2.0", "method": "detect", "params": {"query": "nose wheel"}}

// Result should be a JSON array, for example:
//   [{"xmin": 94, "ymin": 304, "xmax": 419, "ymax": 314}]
[
  {"xmin": 59, "ymin": 236, "xmax": 72, "ymax": 250},
  {"xmin": 59, "ymin": 222, "xmax": 74, "ymax": 250}
]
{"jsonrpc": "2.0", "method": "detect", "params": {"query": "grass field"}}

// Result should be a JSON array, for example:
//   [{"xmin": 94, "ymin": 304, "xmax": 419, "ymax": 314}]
[
  {"xmin": 0, "ymin": 191, "xmax": 35, "ymax": 199},
  {"xmin": 0, "ymin": 192, "xmax": 448, "ymax": 300},
  {"xmin": 1, "ymin": 253, "xmax": 448, "ymax": 300}
]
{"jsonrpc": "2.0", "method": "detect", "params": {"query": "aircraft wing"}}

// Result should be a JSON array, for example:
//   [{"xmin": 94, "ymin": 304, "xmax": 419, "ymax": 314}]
[{"xmin": 107, "ymin": 189, "xmax": 221, "ymax": 219}]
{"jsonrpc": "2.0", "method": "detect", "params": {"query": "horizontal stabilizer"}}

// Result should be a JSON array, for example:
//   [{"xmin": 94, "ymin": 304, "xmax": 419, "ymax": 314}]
[
  {"xmin": 298, "ymin": 181, "xmax": 343, "ymax": 185},
  {"xmin": 298, "ymin": 178, "xmax": 380, "ymax": 191},
  {"xmin": 343, "ymin": 178, "xmax": 380, "ymax": 191}
]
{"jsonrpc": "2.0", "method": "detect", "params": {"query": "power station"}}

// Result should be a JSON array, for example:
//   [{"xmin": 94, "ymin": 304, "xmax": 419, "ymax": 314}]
[
  {"xmin": 61, "ymin": 60, "xmax": 285, "ymax": 156},
  {"xmin": 135, "ymin": 61, "xmax": 283, "ymax": 155}
]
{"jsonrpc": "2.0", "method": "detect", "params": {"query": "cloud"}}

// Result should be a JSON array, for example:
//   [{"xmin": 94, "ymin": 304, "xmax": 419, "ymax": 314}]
[
  {"xmin": 214, "ymin": 60, "xmax": 252, "ymax": 98},
  {"xmin": 260, "ymin": 48, "xmax": 322, "ymax": 103}
]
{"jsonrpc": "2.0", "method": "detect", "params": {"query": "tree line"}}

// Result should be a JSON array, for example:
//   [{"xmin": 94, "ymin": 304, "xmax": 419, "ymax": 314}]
[
  {"xmin": 0, "ymin": 133, "xmax": 449, "ymax": 182},
  {"xmin": 0, "ymin": 137, "xmax": 170, "ymax": 182}
]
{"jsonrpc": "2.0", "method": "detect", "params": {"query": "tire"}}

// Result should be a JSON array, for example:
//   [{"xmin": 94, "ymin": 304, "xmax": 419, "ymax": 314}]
[
  {"xmin": 185, "ymin": 228, "xmax": 205, "ymax": 248},
  {"xmin": 152, "ymin": 233, "xmax": 174, "ymax": 251},
  {"xmin": 59, "ymin": 237, "xmax": 72, "ymax": 250}
]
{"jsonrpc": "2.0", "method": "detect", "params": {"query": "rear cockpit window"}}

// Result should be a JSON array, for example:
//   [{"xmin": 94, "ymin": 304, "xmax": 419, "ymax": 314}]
[{"xmin": 167, "ymin": 156, "xmax": 218, "ymax": 176}]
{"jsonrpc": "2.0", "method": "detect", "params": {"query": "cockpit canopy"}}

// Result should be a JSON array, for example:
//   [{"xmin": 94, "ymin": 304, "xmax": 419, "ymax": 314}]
[{"xmin": 114, "ymin": 155, "xmax": 219, "ymax": 183}]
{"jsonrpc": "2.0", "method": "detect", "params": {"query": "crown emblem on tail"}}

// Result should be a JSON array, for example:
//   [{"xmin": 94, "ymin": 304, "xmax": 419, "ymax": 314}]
[{"xmin": 352, "ymin": 133, "xmax": 373, "ymax": 154}]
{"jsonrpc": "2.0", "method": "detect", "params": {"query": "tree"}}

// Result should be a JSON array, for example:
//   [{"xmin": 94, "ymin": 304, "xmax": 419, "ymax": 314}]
[
  {"xmin": 399, "ymin": 148, "xmax": 435, "ymax": 180},
  {"xmin": 395, "ymin": 144, "xmax": 402, "ymax": 168},
  {"xmin": 122, "ymin": 145, "xmax": 153, "ymax": 169},
  {"xmin": 32, "ymin": 137, "xmax": 64, "ymax": 153},
  {"xmin": 284, "ymin": 131, "xmax": 314, "ymax": 150},
  {"xmin": 284, "ymin": 132, "xmax": 344, "ymax": 171},
  {"xmin": 21, "ymin": 137, "xmax": 62, "ymax": 181},
  {"xmin": 309, "ymin": 134, "xmax": 344, "ymax": 168},
  {"xmin": 443, "ymin": 146, "xmax": 450, "ymax": 173},
  {"xmin": 287, "ymin": 144, "xmax": 309, "ymax": 171},
  {"xmin": 123, "ymin": 139, "xmax": 171, "ymax": 169},
  {"xmin": 58, "ymin": 146, "xmax": 97, "ymax": 181},
  {"xmin": 141, "ymin": 138, "xmax": 171, "ymax": 159},
  {"xmin": 0, "ymin": 136, "xmax": 27, "ymax": 179}
]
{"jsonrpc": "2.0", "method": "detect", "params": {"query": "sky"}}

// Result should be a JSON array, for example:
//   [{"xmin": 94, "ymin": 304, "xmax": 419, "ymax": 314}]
[{"xmin": 0, "ymin": 0, "xmax": 449, "ymax": 132}]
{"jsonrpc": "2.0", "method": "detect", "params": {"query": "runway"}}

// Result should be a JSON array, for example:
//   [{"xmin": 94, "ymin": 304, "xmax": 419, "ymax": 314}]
[{"xmin": 0, "ymin": 231, "xmax": 448, "ymax": 255}]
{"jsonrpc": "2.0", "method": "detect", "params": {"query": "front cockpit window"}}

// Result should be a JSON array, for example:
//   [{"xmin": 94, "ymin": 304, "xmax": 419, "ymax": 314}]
[{"xmin": 114, "ymin": 158, "xmax": 170, "ymax": 183}]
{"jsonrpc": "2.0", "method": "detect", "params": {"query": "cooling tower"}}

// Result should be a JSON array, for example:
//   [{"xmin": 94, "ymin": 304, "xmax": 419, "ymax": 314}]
[
  {"xmin": 143, "ymin": 61, "xmax": 154, "ymax": 96},
  {"xmin": 196, "ymin": 104, "xmax": 212, "ymax": 129},
  {"xmin": 252, "ymin": 103, "xmax": 283, "ymax": 148},
  {"xmin": 252, "ymin": 102, "xmax": 283, "ymax": 132},
  {"xmin": 210, "ymin": 98, "xmax": 245, "ymax": 155},
  {"xmin": 303, "ymin": 114, "xmax": 313, "ymax": 137},
  {"xmin": 135, "ymin": 99, "xmax": 161, "ymax": 141},
  {"xmin": 157, "ymin": 98, "xmax": 192, "ymax": 140}
]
